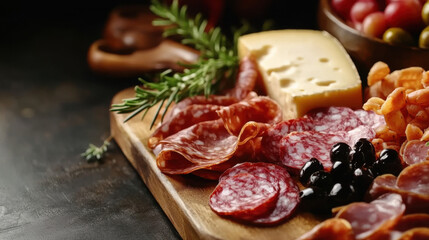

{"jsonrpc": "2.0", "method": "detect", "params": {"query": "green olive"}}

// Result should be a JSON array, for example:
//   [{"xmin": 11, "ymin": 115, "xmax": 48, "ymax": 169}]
[
  {"xmin": 382, "ymin": 28, "xmax": 415, "ymax": 47},
  {"xmin": 419, "ymin": 26, "xmax": 429, "ymax": 49},
  {"xmin": 422, "ymin": 1, "xmax": 429, "ymax": 26}
]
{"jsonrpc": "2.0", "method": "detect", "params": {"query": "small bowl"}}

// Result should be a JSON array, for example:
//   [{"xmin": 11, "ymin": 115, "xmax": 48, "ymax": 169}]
[{"xmin": 317, "ymin": 0, "xmax": 429, "ymax": 81}]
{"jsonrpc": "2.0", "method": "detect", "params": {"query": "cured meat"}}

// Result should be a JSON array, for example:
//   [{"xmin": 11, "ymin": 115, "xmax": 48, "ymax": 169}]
[
  {"xmin": 335, "ymin": 193, "xmax": 405, "ymax": 240},
  {"xmin": 260, "ymin": 118, "xmax": 314, "ymax": 163},
  {"xmin": 367, "ymin": 162, "xmax": 429, "ymax": 214},
  {"xmin": 217, "ymin": 96, "xmax": 282, "ymax": 136},
  {"xmin": 393, "ymin": 214, "xmax": 429, "ymax": 232},
  {"xmin": 347, "ymin": 125, "xmax": 376, "ymax": 147},
  {"xmin": 296, "ymin": 218, "xmax": 355, "ymax": 240},
  {"xmin": 402, "ymin": 140, "xmax": 429, "ymax": 165},
  {"xmin": 209, "ymin": 173, "xmax": 279, "ymax": 221},
  {"xmin": 279, "ymin": 131, "xmax": 349, "ymax": 172},
  {"xmin": 218, "ymin": 162, "xmax": 300, "ymax": 226},
  {"xmin": 354, "ymin": 109, "xmax": 386, "ymax": 131},
  {"xmin": 148, "ymin": 104, "xmax": 222, "ymax": 149},
  {"xmin": 226, "ymin": 56, "xmax": 260, "ymax": 100},
  {"xmin": 398, "ymin": 228, "xmax": 429, "ymax": 240},
  {"xmin": 156, "ymin": 120, "xmax": 267, "ymax": 176},
  {"xmin": 307, "ymin": 107, "xmax": 365, "ymax": 132},
  {"xmin": 163, "ymin": 95, "xmax": 238, "ymax": 122},
  {"xmin": 397, "ymin": 161, "xmax": 429, "ymax": 196}
]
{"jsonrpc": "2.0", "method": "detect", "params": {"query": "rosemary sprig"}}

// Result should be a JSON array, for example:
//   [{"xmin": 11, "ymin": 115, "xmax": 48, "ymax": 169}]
[
  {"xmin": 110, "ymin": 0, "xmax": 245, "ymax": 128},
  {"xmin": 81, "ymin": 136, "xmax": 112, "ymax": 163}
]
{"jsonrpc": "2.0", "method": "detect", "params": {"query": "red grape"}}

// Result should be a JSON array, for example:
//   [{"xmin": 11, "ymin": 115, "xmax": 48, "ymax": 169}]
[
  {"xmin": 350, "ymin": 0, "xmax": 380, "ymax": 23},
  {"xmin": 362, "ymin": 12, "xmax": 388, "ymax": 38},
  {"xmin": 331, "ymin": 0, "xmax": 357, "ymax": 19},
  {"xmin": 384, "ymin": 0, "xmax": 423, "ymax": 32}
]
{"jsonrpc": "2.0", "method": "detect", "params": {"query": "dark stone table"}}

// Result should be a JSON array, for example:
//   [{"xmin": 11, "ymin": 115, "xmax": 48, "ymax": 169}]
[{"xmin": 0, "ymin": 1, "xmax": 317, "ymax": 239}]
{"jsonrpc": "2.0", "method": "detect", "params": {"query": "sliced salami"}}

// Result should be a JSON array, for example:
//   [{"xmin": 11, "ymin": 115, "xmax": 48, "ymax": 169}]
[
  {"xmin": 397, "ymin": 161, "xmax": 429, "ymax": 195},
  {"xmin": 307, "ymin": 106, "xmax": 365, "ymax": 132},
  {"xmin": 163, "ymin": 95, "xmax": 238, "ymax": 122},
  {"xmin": 296, "ymin": 218, "xmax": 355, "ymax": 240},
  {"xmin": 335, "ymin": 193, "xmax": 405, "ymax": 240},
  {"xmin": 353, "ymin": 109, "xmax": 386, "ymax": 131},
  {"xmin": 279, "ymin": 131, "xmax": 349, "ymax": 173},
  {"xmin": 156, "ymin": 120, "xmax": 267, "ymax": 176},
  {"xmin": 209, "ymin": 173, "xmax": 279, "ymax": 221},
  {"xmin": 260, "ymin": 118, "xmax": 314, "ymax": 163},
  {"xmin": 218, "ymin": 162, "xmax": 300, "ymax": 226},
  {"xmin": 393, "ymin": 214, "xmax": 429, "ymax": 232},
  {"xmin": 226, "ymin": 56, "xmax": 260, "ymax": 100},
  {"xmin": 402, "ymin": 140, "xmax": 429, "ymax": 165},
  {"xmin": 148, "ymin": 104, "xmax": 222, "ymax": 149},
  {"xmin": 217, "ymin": 96, "xmax": 282, "ymax": 136},
  {"xmin": 367, "ymin": 163, "xmax": 429, "ymax": 214},
  {"xmin": 346, "ymin": 125, "xmax": 376, "ymax": 147}
]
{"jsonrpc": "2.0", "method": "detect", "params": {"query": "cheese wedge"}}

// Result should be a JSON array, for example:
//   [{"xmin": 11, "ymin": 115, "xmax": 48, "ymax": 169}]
[{"xmin": 238, "ymin": 30, "xmax": 362, "ymax": 120}]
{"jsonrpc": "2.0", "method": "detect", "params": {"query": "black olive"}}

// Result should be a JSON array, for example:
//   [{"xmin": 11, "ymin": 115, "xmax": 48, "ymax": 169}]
[
  {"xmin": 328, "ymin": 183, "xmax": 356, "ymax": 207},
  {"xmin": 352, "ymin": 168, "xmax": 374, "ymax": 198},
  {"xmin": 299, "ymin": 187, "xmax": 329, "ymax": 213},
  {"xmin": 308, "ymin": 170, "xmax": 333, "ymax": 191},
  {"xmin": 350, "ymin": 150, "xmax": 365, "ymax": 170},
  {"xmin": 330, "ymin": 142, "xmax": 352, "ymax": 163},
  {"xmin": 299, "ymin": 158, "xmax": 324, "ymax": 186},
  {"xmin": 376, "ymin": 149, "xmax": 403, "ymax": 176},
  {"xmin": 353, "ymin": 138, "xmax": 376, "ymax": 167},
  {"xmin": 330, "ymin": 160, "xmax": 352, "ymax": 183}
]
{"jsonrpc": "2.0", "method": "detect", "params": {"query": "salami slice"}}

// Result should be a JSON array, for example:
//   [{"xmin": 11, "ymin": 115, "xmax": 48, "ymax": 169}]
[
  {"xmin": 296, "ymin": 218, "xmax": 355, "ymax": 240},
  {"xmin": 217, "ymin": 96, "xmax": 282, "ymax": 136},
  {"xmin": 393, "ymin": 214, "xmax": 429, "ymax": 232},
  {"xmin": 226, "ymin": 56, "xmax": 260, "ymax": 100},
  {"xmin": 148, "ymin": 104, "xmax": 222, "ymax": 149},
  {"xmin": 397, "ymin": 161, "xmax": 429, "ymax": 195},
  {"xmin": 307, "ymin": 107, "xmax": 365, "ymax": 132},
  {"xmin": 280, "ymin": 131, "xmax": 349, "ymax": 173},
  {"xmin": 354, "ymin": 109, "xmax": 386, "ymax": 131},
  {"xmin": 335, "ymin": 193, "xmax": 405, "ymax": 240},
  {"xmin": 402, "ymin": 140, "xmax": 429, "ymax": 165},
  {"xmin": 156, "ymin": 120, "xmax": 267, "ymax": 176},
  {"xmin": 367, "ymin": 163, "xmax": 429, "ymax": 214},
  {"xmin": 347, "ymin": 125, "xmax": 376, "ymax": 147},
  {"xmin": 218, "ymin": 162, "xmax": 300, "ymax": 226},
  {"xmin": 163, "ymin": 95, "xmax": 238, "ymax": 122},
  {"xmin": 260, "ymin": 118, "xmax": 314, "ymax": 163},
  {"xmin": 209, "ymin": 173, "xmax": 279, "ymax": 221}
]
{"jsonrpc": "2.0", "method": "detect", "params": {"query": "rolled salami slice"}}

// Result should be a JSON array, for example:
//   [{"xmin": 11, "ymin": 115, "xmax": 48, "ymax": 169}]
[
  {"xmin": 279, "ymin": 131, "xmax": 349, "ymax": 173},
  {"xmin": 402, "ymin": 140, "xmax": 429, "ymax": 165},
  {"xmin": 209, "ymin": 173, "xmax": 279, "ymax": 221},
  {"xmin": 335, "ymin": 193, "xmax": 405, "ymax": 240},
  {"xmin": 218, "ymin": 162, "xmax": 300, "ymax": 226}
]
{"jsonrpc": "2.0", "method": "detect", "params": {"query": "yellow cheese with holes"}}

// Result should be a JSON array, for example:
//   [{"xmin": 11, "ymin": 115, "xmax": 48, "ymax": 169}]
[{"xmin": 238, "ymin": 29, "xmax": 362, "ymax": 120}]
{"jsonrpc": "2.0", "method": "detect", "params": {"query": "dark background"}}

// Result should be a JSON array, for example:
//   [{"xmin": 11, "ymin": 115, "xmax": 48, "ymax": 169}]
[{"xmin": 0, "ymin": 1, "xmax": 318, "ymax": 239}]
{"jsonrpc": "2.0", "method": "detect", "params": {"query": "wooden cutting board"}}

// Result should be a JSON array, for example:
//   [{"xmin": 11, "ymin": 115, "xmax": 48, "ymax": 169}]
[{"xmin": 110, "ymin": 88, "xmax": 325, "ymax": 240}]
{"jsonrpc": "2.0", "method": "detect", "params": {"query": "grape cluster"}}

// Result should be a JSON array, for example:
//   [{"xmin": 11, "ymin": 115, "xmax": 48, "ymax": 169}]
[{"xmin": 298, "ymin": 138, "xmax": 403, "ymax": 213}]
